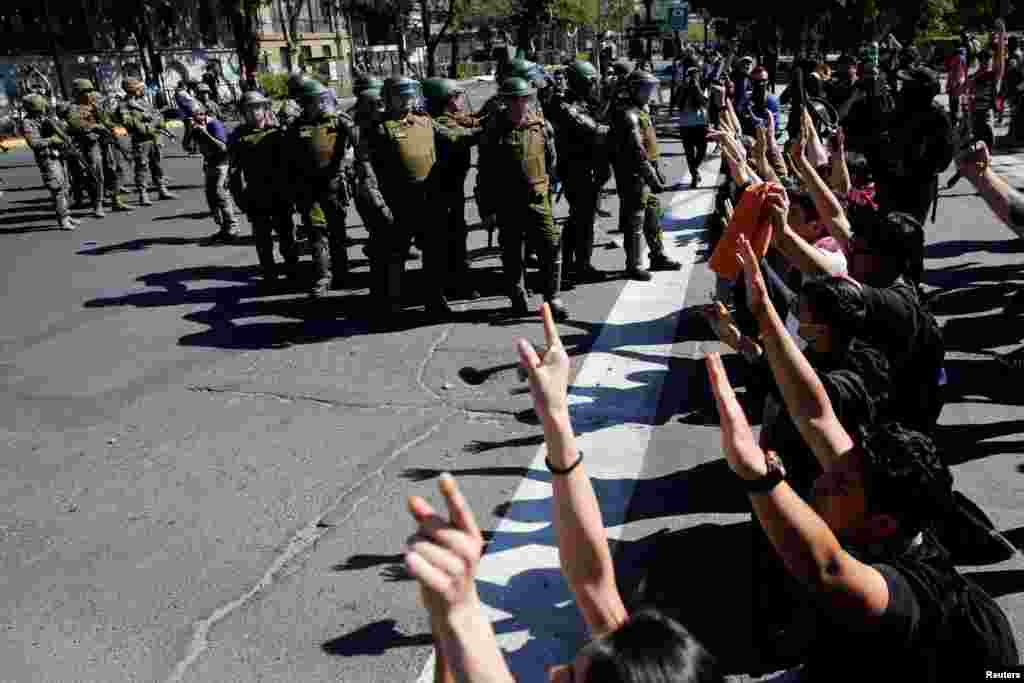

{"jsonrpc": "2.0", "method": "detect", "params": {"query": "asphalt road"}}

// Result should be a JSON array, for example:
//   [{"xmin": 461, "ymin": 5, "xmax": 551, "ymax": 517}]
[{"xmin": 2, "ymin": 84, "xmax": 1024, "ymax": 682}]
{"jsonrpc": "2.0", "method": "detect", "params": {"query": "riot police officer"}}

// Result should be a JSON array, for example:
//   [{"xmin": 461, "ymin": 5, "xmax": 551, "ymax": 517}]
[
  {"xmin": 284, "ymin": 78, "xmax": 358, "ymax": 298},
  {"xmin": 548, "ymin": 60, "xmax": 610, "ymax": 284},
  {"xmin": 355, "ymin": 76, "xmax": 482, "ymax": 317},
  {"xmin": 20, "ymin": 94, "xmax": 78, "ymax": 230},
  {"xmin": 478, "ymin": 77, "xmax": 567, "ymax": 320},
  {"xmin": 117, "ymin": 77, "xmax": 178, "ymax": 206},
  {"xmin": 422, "ymin": 77, "xmax": 483, "ymax": 300},
  {"xmin": 65, "ymin": 79, "xmax": 110, "ymax": 218},
  {"xmin": 276, "ymin": 74, "xmax": 306, "ymax": 129},
  {"xmin": 609, "ymin": 70, "xmax": 682, "ymax": 280},
  {"xmin": 228, "ymin": 91, "xmax": 298, "ymax": 282},
  {"xmin": 95, "ymin": 90, "xmax": 133, "ymax": 212},
  {"xmin": 195, "ymin": 83, "xmax": 223, "ymax": 120},
  {"xmin": 349, "ymin": 81, "xmax": 388, "ymax": 296}
]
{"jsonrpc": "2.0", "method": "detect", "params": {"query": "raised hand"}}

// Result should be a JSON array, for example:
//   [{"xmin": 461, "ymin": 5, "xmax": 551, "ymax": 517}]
[
  {"xmin": 736, "ymin": 233, "xmax": 772, "ymax": 323},
  {"xmin": 957, "ymin": 140, "xmax": 991, "ymax": 179},
  {"xmin": 516, "ymin": 303, "xmax": 570, "ymax": 426},
  {"xmin": 405, "ymin": 473, "xmax": 485, "ymax": 619},
  {"xmin": 705, "ymin": 353, "xmax": 769, "ymax": 481}
]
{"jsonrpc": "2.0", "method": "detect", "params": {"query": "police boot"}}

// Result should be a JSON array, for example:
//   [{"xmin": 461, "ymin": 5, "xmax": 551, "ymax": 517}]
[
  {"xmin": 158, "ymin": 183, "xmax": 178, "ymax": 200},
  {"xmin": 59, "ymin": 217, "xmax": 78, "ymax": 231},
  {"xmin": 543, "ymin": 257, "xmax": 570, "ymax": 322},
  {"xmin": 111, "ymin": 194, "xmax": 133, "ymax": 212},
  {"xmin": 92, "ymin": 201, "xmax": 106, "ymax": 219},
  {"xmin": 386, "ymin": 259, "xmax": 404, "ymax": 314},
  {"xmin": 139, "ymin": 189, "xmax": 153, "ymax": 207},
  {"xmin": 574, "ymin": 226, "xmax": 605, "ymax": 283},
  {"xmin": 309, "ymin": 237, "xmax": 332, "ymax": 298},
  {"xmin": 646, "ymin": 207, "xmax": 681, "ymax": 271},
  {"xmin": 624, "ymin": 218, "xmax": 652, "ymax": 281}
]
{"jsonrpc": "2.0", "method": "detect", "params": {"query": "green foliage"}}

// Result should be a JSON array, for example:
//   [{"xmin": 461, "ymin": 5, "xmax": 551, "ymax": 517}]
[{"xmin": 257, "ymin": 72, "xmax": 291, "ymax": 100}]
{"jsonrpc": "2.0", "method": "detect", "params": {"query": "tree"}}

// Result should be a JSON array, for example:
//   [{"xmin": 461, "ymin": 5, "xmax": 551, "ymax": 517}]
[{"xmin": 277, "ymin": 0, "xmax": 310, "ymax": 71}]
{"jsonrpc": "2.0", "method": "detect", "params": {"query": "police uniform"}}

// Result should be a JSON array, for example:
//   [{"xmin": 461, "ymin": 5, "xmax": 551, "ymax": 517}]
[
  {"xmin": 356, "ymin": 77, "xmax": 481, "ymax": 315},
  {"xmin": 350, "ymin": 84, "xmax": 389, "ymax": 297},
  {"xmin": 477, "ymin": 78, "xmax": 567, "ymax": 319},
  {"xmin": 284, "ymin": 80, "xmax": 358, "ymax": 297},
  {"xmin": 96, "ymin": 93, "xmax": 133, "ymax": 211},
  {"xmin": 424, "ymin": 77, "xmax": 483, "ymax": 297},
  {"xmin": 547, "ymin": 61, "xmax": 610, "ymax": 282},
  {"xmin": 228, "ymin": 104, "xmax": 297, "ymax": 280},
  {"xmin": 64, "ymin": 80, "xmax": 112, "ymax": 217},
  {"xmin": 609, "ymin": 71, "xmax": 682, "ymax": 279},
  {"xmin": 116, "ymin": 78, "xmax": 177, "ymax": 205},
  {"xmin": 20, "ymin": 95, "xmax": 76, "ymax": 229}
]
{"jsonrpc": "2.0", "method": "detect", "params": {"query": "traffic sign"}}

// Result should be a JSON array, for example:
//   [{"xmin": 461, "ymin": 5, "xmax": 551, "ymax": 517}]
[{"xmin": 670, "ymin": 1, "xmax": 689, "ymax": 31}]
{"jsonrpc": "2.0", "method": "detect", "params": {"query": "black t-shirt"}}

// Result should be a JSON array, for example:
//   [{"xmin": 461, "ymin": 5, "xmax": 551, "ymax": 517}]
[
  {"xmin": 802, "ymin": 540, "xmax": 1018, "ymax": 682},
  {"xmin": 860, "ymin": 281, "xmax": 944, "ymax": 432}
]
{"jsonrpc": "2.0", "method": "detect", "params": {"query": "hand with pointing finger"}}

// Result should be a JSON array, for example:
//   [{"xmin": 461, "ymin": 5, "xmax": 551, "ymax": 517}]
[{"xmin": 516, "ymin": 303, "xmax": 571, "ymax": 426}]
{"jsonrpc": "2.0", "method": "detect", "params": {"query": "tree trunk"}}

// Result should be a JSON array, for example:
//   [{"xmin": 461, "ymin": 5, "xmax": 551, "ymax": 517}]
[
  {"xmin": 449, "ymin": 30, "xmax": 460, "ymax": 79},
  {"xmin": 517, "ymin": 21, "xmax": 531, "ymax": 57}
]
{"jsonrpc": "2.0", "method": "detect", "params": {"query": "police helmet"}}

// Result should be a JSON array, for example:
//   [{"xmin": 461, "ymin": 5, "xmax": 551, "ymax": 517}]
[
  {"xmin": 191, "ymin": 102, "xmax": 207, "ymax": 115},
  {"xmin": 353, "ymin": 74, "xmax": 384, "ymax": 96},
  {"xmin": 565, "ymin": 60, "xmax": 599, "ymax": 93},
  {"xmin": 499, "ymin": 77, "xmax": 533, "ymax": 98},
  {"xmin": 241, "ymin": 90, "xmax": 270, "ymax": 107},
  {"xmin": 421, "ymin": 77, "xmax": 463, "ymax": 104},
  {"xmin": 72, "ymin": 78, "xmax": 96, "ymax": 95},
  {"xmin": 627, "ymin": 69, "xmax": 660, "ymax": 88},
  {"xmin": 384, "ymin": 76, "xmax": 422, "ymax": 99},
  {"xmin": 299, "ymin": 78, "xmax": 328, "ymax": 99},
  {"xmin": 197, "ymin": 83, "xmax": 212, "ymax": 94},
  {"xmin": 22, "ymin": 94, "xmax": 48, "ymax": 115}
]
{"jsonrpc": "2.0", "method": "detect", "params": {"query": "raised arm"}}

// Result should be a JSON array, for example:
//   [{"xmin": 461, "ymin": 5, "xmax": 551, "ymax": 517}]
[
  {"xmin": 764, "ymin": 187, "xmax": 839, "ymax": 277},
  {"xmin": 790, "ymin": 113, "xmax": 853, "ymax": 249},
  {"xmin": 517, "ymin": 304, "xmax": 628, "ymax": 636},
  {"xmin": 737, "ymin": 234, "xmax": 855, "ymax": 469},
  {"xmin": 958, "ymin": 141, "xmax": 1024, "ymax": 238},
  {"xmin": 706, "ymin": 352, "xmax": 890, "ymax": 625}
]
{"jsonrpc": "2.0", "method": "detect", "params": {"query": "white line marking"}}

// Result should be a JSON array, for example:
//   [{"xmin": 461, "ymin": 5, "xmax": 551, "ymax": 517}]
[{"xmin": 415, "ymin": 157, "xmax": 723, "ymax": 682}]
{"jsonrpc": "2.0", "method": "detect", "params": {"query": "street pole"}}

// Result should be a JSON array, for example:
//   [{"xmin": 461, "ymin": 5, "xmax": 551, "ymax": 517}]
[
  {"xmin": 40, "ymin": 0, "xmax": 68, "ymax": 100},
  {"xmin": 644, "ymin": 0, "xmax": 654, "ymax": 64}
]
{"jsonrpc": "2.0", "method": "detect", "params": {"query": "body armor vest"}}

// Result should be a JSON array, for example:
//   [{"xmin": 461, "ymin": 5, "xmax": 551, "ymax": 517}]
[
  {"xmin": 494, "ymin": 113, "xmax": 548, "ymax": 192},
  {"xmin": 294, "ymin": 117, "xmax": 340, "ymax": 175},
  {"xmin": 236, "ymin": 126, "xmax": 280, "ymax": 189},
  {"xmin": 639, "ymin": 110, "xmax": 659, "ymax": 161},
  {"xmin": 382, "ymin": 113, "xmax": 436, "ymax": 183}
]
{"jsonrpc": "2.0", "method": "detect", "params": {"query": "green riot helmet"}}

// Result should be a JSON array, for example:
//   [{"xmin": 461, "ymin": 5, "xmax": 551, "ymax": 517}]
[
  {"xmin": 240, "ymin": 90, "xmax": 271, "ymax": 127},
  {"xmin": 72, "ymin": 78, "xmax": 95, "ymax": 97},
  {"xmin": 499, "ymin": 77, "xmax": 533, "ymax": 98},
  {"xmin": 353, "ymin": 73, "xmax": 384, "ymax": 97},
  {"xmin": 626, "ymin": 69, "xmax": 660, "ymax": 104},
  {"xmin": 506, "ymin": 58, "xmax": 533, "ymax": 80},
  {"xmin": 22, "ymin": 93, "xmax": 48, "ymax": 116},
  {"xmin": 565, "ymin": 59, "xmax": 599, "ymax": 96},
  {"xmin": 508, "ymin": 58, "xmax": 547, "ymax": 90},
  {"xmin": 384, "ymin": 76, "xmax": 422, "ymax": 115},
  {"xmin": 356, "ymin": 86, "xmax": 385, "ymax": 121},
  {"xmin": 421, "ymin": 77, "xmax": 464, "ymax": 113},
  {"xmin": 197, "ymin": 82, "xmax": 212, "ymax": 95},
  {"xmin": 298, "ymin": 78, "xmax": 335, "ymax": 120}
]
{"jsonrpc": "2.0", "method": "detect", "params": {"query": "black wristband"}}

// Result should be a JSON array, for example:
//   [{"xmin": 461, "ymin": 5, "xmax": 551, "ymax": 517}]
[
  {"xmin": 744, "ymin": 467, "xmax": 785, "ymax": 493},
  {"xmin": 545, "ymin": 452, "xmax": 584, "ymax": 475}
]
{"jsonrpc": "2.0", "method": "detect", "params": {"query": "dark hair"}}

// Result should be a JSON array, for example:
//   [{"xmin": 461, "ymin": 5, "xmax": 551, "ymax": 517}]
[
  {"xmin": 800, "ymin": 277, "xmax": 866, "ymax": 340},
  {"xmin": 788, "ymin": 188, "xmax": 820, "ymax": 222},
  {"xmin": 857, "ymin": 422, "xmax": 954, "ymax": 537},
  {"xmin": 584, "ymin": 609, "xmax": 723, "ymax": 683},
  {"xmin": 853, "ymin": 210, "xmax": 924, "ymax": 281}
]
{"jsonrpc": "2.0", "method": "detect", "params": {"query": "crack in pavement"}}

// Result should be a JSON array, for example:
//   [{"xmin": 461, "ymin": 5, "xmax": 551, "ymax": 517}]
[
  {"xmin": 164, "ymin": 406, "xmax": 459, "ymax": 683},
  {"xmin": 168, "ymin": 316, "xmax": 520, "ymax": 680},
  {"xmin": 186, "ymin": 385, "xmax": 434, "ymax": 411}
]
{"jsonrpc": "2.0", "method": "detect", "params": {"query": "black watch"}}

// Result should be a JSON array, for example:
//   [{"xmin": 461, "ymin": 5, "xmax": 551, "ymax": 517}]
[{"xmin": 744, "ymin": 453, "xmax": 786, "ymax": 494}]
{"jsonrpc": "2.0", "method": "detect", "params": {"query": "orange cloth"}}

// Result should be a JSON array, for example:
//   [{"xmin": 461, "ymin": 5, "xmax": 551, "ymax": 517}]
[{"xmin": 709, "ymin": 182, "xmax": 775, "ymax": 281}]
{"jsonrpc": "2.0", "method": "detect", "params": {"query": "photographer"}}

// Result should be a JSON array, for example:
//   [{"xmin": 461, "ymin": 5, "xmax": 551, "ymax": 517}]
[{"xmin": 190, "ymin": 103, "xmax": 239, "ymax": 241}]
